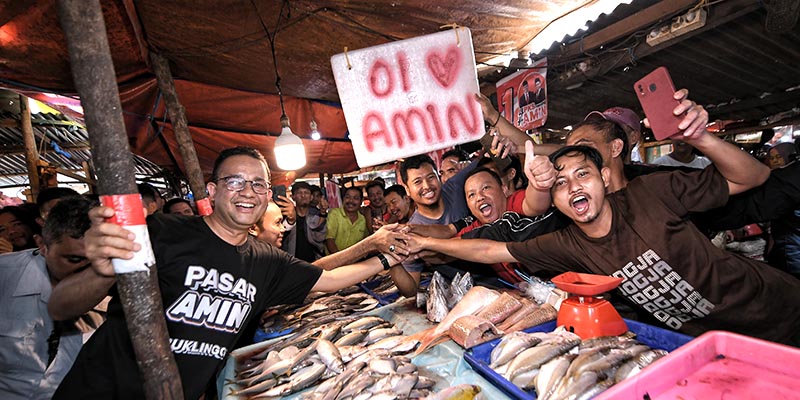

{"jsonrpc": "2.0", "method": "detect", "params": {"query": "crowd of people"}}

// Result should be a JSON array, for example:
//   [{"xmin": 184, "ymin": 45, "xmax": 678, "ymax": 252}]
[{"xmin": 0, "ymin": 88, "xmax": 798, "ymax": 399}]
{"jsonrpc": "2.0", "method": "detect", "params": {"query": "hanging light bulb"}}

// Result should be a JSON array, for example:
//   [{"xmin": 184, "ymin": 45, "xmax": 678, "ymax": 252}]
[
  {"xmin": 275, "ymin": 114, "xmax": 306, "ymax": 170},
  {"xmin": 310, "ymin": 120, "xmax": 321, "ymax": 140},
  {"xmin": 251, "ymin": 1, "xmax": 306, "ymax": 170}
]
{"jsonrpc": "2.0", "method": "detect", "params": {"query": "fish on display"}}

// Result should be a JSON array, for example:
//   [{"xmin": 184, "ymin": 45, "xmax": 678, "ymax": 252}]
[
  {"xmin": 423, "ymin": 271, "xmax": 476, "ymax": 323},
  {"xmin": 426, "ymin": 272, "xmax": 450, "ymax": 323},
  {"xmin": 414, "ymin": 286, "xmax": 559, "ymax": 355},
  {"xmin": 486, "ymin": 327, "xmax": 672, "ymax": 400},
  {"xmin": 496, "ymin": 298, "xmax": 539, "ymax": 331},
  {"xmin": 259, "ymin": 290, "xmax": 381, "ymax": 338},
  {"xmin": 230, "ymin": 313, "xmax": 434, "ymax": 399},
  {"xmin": 414, "ymin": 286, "xmax": 501, "ymax": 354},
  {"xmin": 446, "ymin": 272, "xmax": 473, "ymax": 309},
  {"xmin": 489, "ymin": 331, "xmax": 544, "ymax": 368},
  {"xmin": 448, "ymin": 315, "xmax": 502, "ymax": 349},
  {"xmin": 423, "ymin": 384, "xmax": 482, "ymax": 400},
  {"xmin": 613, "ymin": 349, "xmax": 668, "ymax": 383}
]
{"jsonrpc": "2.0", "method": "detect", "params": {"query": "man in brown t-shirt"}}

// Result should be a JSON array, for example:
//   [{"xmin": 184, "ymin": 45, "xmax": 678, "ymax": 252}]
[{"xmin": 406, "ymin": 130, "xmax": 800, "ymax": 344}]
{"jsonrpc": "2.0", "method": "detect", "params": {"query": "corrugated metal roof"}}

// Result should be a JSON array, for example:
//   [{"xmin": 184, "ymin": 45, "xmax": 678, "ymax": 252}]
[
  {"xmin": 538, "ymin": 7, "xmax": 800, "ymax": 131},
  {"xmin": 0, "ymin": 111, "xmax": 166, "ymax": 188}
]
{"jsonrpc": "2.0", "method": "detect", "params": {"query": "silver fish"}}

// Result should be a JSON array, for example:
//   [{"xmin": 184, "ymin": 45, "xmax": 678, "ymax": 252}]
[
  {"xmin": 369, "ymin": 357, "xmax": 397, "ymax": 375},
  {"xmin": 490, "ymin": 331, "xmax": 543, "ymax": 368},
  {"xmin": 510, "ymin": 367, "xmax": 539, "ymax": 390},
  {"xmin": 366, "ymin": 392, "xmax": 398, "ymax": 400},
  {"xmin": 573, "ymin": 379, "xmax": 614, "ymax": 400},
  {"xmin": 363, "ymin": 327, "xmax": 403, "ymax": 345},
  {"xmin": 227, "ymin": 377, "xmax": 277, "ymax": 397},
  {"xmin": 409, "ymin": 389, "xmax": 432, "ymax": 398},
  {"xmin": 335, "ymin": 329, "xmax": 368, "ymax": 346},
  {"xmin": 549, "ymin": 371, "xmax": 598, "ymax": 400},
  {"xmin": 317, "ymin": 338, "xmax": 344, "ymax": 374},
  {"xmin": 352, "ymin": 349, "xmax": 392, "ymax": 365},
  {"xmin": 392, "ymin": 373, "xmax": 418, "ymax": 397},
  {"xmin": 396, "ymin": 361, "xmax": 418, "ymax": 374},
  {"xmin": 318, "ymin": 321, "xmax": 345, "ymax": 341},
  {"xmin": 614, "ymin": 349, "xmax": 668, "ymax": 383},
  {"xmin": 321, "ymin": 361, "xmax": 366, "ymax": 400},
  {"xmin": 257, "ymin": 357, "xmax": 295, "ymax": 380},
  {"xmin": 414, "ymin": 375, "xmax": 436, "ymax": 390},
  {"xmin": 367, "ymin": 335, "xmax": 407, "ymax": 352},
  {"xmin": 336, "ymin": 374, "xmax": 376, "ymax": 400},
  {"xmin": 579, "ymin": 332, "xmax": 637, "ymax": 350},
  {"xmin": 288, "ymin": 362, "xmax": 328, "ymax": 392},
  {"xmin": 535, "ymin": 354, "xmax": 577, "ymax": 400},
  {"xmin": 354, "ymin": 298, "xmax": 380, "ymax": 312},
  {"xmin": 574, "ymin": 349, "xmax": 633, "ymax": 380},
  {"xmin": 249, "ymin": 382, "xmax": 292, "ymax": 398},
  {"xmin": 338, "ymin": 344, "xmax": 369, "ymax": 363},
  {"xmin": 278, "ymin": 345, "xmax": 300, "ymax": 360},
  {"xmin": 505, "ymin": 338, "xmax": 580, "ymax": 380},
  {"xmin": 343, "ymin": 316, "xmax": 387, "ymax": 332}
]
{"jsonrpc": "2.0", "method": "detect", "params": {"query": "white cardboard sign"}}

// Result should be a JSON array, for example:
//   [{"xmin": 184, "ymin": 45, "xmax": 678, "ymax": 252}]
[{"xmin": 332, "ymin": 28, "xmax": 484, "ymax": 168}]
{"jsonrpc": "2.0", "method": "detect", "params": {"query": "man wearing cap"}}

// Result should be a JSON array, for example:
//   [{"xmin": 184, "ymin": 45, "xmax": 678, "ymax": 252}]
[
  {"xmin": 565, "ymin": 116, "xmax": 631, "ymax": 192},
  {"xmin": 586, "ymin": 107, "xmax": 643, "ymax": 163}
]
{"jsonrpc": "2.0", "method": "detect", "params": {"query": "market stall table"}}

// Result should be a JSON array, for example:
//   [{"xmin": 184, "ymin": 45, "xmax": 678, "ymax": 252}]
[{"xmin": 217, "ymin": 297, "xmax": 514, "ymax": 399}]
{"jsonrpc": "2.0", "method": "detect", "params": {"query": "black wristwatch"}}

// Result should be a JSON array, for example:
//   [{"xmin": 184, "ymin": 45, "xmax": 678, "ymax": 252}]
[{"xmin": 376, "ymin": 253, "xmax": 391, "ymax": 270}]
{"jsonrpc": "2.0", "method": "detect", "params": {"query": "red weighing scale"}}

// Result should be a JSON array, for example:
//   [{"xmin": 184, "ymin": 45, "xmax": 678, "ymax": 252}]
[{"xmin": 551, "ymin": 271, "xmax": 628, "ymax": 339}]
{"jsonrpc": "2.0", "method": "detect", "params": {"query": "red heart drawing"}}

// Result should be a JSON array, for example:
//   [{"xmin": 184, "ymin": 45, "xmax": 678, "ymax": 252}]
[{"xmin": 426, "ymin": 46, "xmax": 461, "ymax": 88}]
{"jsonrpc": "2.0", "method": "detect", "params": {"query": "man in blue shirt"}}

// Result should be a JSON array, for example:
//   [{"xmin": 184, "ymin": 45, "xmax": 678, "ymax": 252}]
[
  {"xmin": 0, "ymin": 196, "xmax": 98, "ymax": 399},
  {"xmin": 397, "ymin": 154, "xmax": 477, "ymax": 296}
]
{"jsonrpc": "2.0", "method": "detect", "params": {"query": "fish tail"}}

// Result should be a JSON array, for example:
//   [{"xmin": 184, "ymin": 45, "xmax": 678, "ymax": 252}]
[
  {"xmin": 414, "ymin": 332, "xmax": 449, "ymax": 356},
  {"xmin": 406, "ymin": 327, "xmax": 433, "ymax": 344}
]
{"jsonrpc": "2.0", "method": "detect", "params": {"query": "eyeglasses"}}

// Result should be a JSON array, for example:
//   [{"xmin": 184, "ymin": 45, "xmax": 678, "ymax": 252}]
[{"xmin": 216, "ymin": 176, "xmax": 271, "ymax": 195}]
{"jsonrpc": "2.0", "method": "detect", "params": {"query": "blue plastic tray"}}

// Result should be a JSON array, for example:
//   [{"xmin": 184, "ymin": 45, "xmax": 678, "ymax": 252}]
[
  {"xmin": 253, "ymin": 327, "xmax": 293, "ymax": 342},
  {"xmin": 463, "ymin": 319, "xmax": 694, "ymax": 400},
  {"xmin": 359, "ymin": 277, "xmax": 430, "ymax": 305}
]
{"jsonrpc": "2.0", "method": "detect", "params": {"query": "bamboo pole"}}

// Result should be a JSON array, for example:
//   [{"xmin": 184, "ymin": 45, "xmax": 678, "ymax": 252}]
[
  {"xmin": 19, "ymin": 95, "xmax": 40, "ymax": 201},
  {"xmin": 56, "ymin": 1, "xmax": 183, "ymax": 398},
  {"xmin": 150, "ymin": 52, "xmax": 212, "ymax": 215}
]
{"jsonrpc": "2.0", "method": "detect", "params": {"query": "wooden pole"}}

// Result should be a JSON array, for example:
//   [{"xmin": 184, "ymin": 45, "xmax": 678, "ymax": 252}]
[
  {"xmin": 56, "ymin": 1, "xmax": 183, "ymax": 398},
  {"xmin": 19, "ymin": 95, "xmax": 40, "ymax": 201},
  {"xmin": 150, "ymin": 52, "xmax": 212, "ymax": 215}
]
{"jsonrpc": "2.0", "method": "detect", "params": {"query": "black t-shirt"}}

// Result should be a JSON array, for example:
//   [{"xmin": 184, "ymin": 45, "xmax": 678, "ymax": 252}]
[
  {"xmin": 625, "ymin": 161, "xmax": 800, "ymax": 232},
  {"xmin": 55, "ymin": 214, "xmax": 323, "ymax": 399},
  {"xmin": 460, "ymin": 209, "xmax": 569, "ymax": 242},
  {"xmin": 295, "ymin": 215, "xmax": 317, "ymax": 262}
]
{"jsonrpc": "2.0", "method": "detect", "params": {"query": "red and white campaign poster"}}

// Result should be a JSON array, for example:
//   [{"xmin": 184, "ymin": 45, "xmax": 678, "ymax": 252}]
[
  {"xmin": 496, "ymin": 57, "xmax": 548, "ymax": 131},
  {"xmin": 331, "ymin": 28, "xmax": 484, "ymax": 168}
]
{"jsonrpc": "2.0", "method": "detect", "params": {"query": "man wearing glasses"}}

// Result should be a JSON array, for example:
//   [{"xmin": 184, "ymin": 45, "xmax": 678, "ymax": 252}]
[{"xmin": 49, "ymin": 147, "xmax": 408, "ymax": 399}]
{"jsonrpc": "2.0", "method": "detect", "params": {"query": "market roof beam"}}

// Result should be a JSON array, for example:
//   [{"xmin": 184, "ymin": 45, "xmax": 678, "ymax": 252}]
[
  {"xmin": 550, "ymin": 0, "xmax": 761, "ymax": 92},
  {"xmin": 0, "ymin": 143, "xmax": 91, "ymax": 155},
  {"xmin": 545, "ymin": 0, "xmax": 698, "ymax": 67}
]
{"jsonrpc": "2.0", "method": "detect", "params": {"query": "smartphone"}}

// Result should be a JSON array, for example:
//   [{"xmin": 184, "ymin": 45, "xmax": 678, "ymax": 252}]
[
  {"xmin": 271, "ymin": 184, "xmax": 286, "ymax": 203},
  {"xmin": 634, "ymin": 67, "xmax": 683, "ymax": 140}
]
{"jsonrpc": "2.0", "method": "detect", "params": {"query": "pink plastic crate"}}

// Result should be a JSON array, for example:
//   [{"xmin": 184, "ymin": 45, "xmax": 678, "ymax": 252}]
[{"xmin": 597, "ymin": 331, "xmax": 800, "ymax": 399}]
